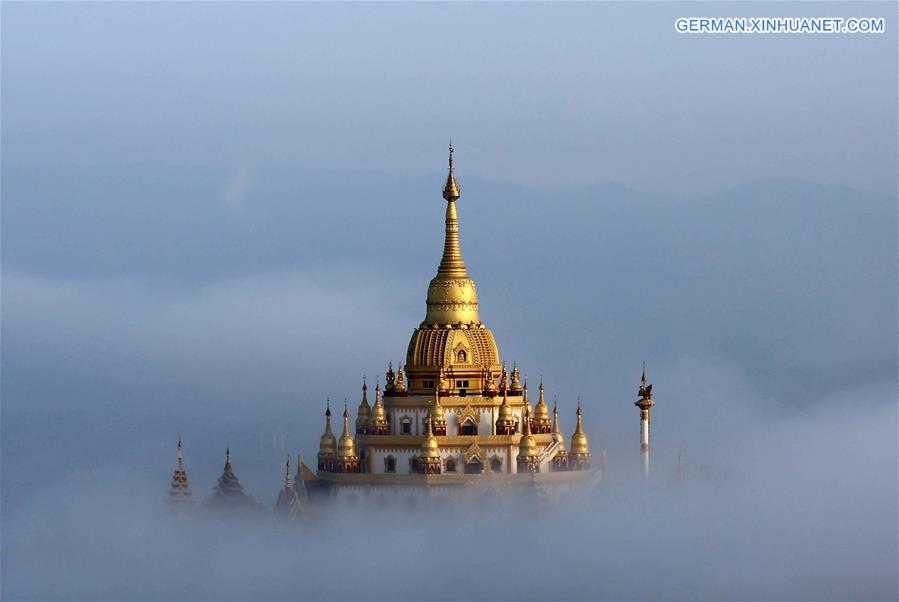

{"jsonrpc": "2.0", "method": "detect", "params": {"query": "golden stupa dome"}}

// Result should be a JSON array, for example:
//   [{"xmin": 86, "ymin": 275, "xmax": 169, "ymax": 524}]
[
  {"xmin": 518, "ymin": 409, "xmax": 538, "ymax": 459},
  {"xmin": 406, "ymin": 145, "xmax": 501, "ymax": 376},
  {"xmin": 337, "ymin": 404, "xmax": 358, "ymax": 459},
  {"xmin": 569, "ymin": 404, "xmax": 590, "ymax": 456},
  {"xmin": 318, "ymin": 402, "xmax": 337, "ymax": 457}
]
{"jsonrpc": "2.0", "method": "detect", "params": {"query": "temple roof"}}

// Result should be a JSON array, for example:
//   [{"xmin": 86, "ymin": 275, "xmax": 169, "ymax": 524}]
[{"xmin": 204, "ymin": 448, "xmax": 263, "ymax": 512}]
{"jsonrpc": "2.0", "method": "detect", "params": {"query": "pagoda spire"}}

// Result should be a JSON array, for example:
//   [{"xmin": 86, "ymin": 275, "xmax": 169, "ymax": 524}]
[
  {"xmin": 274, "ymin": 455, "xmax": 302, "ymax": 516},
  {"xmin": 318, "ymin": 399, "xmax": 337, "ymax": 471},
  {"xmin": 429, "ymin": 386, "xmax": 447, "ymax": 435},
  {"xmin": 438, "ymin": 141, "xmax": 466, "ymax": 277},
  {"xmin": 517, "ymin": 406, "xmax": 539, "ymax": 472},
  {"xmin": 424, "ymin": 144, "xmax": 481, "ymax": 326},
  {"xmin": 495, "ymin": 388, "xmax": 517, "ymax": 435},
  {"xmin": 568, "ymin": 399, "xmax": 592, "ymax": 470},
  {"xmin": 356, "ymin": 376, "xmax": 371, "ymax": 434},
  {"xmin": 334, "ymin": 400, "xmax": 359, "ymax": 473},
  {"xmin": 369, "ymin": 380, "xmax": 388, "ymax": 435},
  {"xmin": 417, "ymin": 417, "xmax": 442, "ymax": 474},
  {"xmin": 204, "ymin": 447, "xmax": 262, "ymax": 511},
  {"xmin": 166, "ymin": 437, "xmax": 194, "ymax": 510},
  {"xmin": 532, "ymin": 378, "xmax": 551, "ymax": 433}
]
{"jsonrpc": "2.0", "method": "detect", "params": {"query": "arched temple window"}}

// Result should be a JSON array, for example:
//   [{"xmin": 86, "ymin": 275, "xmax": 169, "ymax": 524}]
[
  {"xmin": 446, "ymin": 458, "xmax": 457, "ymax": 473},
  {"xmin": 401, "ymin": 416, "xmax": 412, "ymax": 435},
  {"xmin": 457, "ymin": 349, "xmax": 467, "ymax": 363},
  {"xmin": 459, "ymin": 418, "xmax": 478, "ymax": 436},
  {"xmin": 490, "ymin": 457, "xmax": 503, "ymax": 473},
  {"xmin": 384, "ymin": 456, "xmax": 397, "ymax": 473}
]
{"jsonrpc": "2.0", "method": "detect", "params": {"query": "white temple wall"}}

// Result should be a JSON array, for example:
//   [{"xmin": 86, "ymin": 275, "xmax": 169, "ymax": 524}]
[
  {"xmin": 369, "ymin": 447, "xmax": 417, "ymax": 474},
  {"xmin": 478, "ymin": 410, "xmax": 493, "ymax": 434},
  {"xmin": 445, "ymin": 412, "xmax": 458, "ymax": 432}
]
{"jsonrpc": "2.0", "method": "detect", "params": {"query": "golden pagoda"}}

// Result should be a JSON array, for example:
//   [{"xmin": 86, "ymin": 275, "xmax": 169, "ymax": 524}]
[
  {"xmin": 306, "ymin": 144, "xmax": 601, "ymax": 497},
  {"xmin": 161, "ymin": 145, "xmax": 661, "ymax": 509}
]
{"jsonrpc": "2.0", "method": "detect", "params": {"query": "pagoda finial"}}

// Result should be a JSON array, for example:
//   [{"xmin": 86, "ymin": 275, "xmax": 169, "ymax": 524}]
[
  {"xmin": 641, "ymin": 362, "xmax": 647, "ymax": 385},
  {"xmin": 443, "ymin": 141, "xmax": 460, "ymax": 202},
  {"xmin": 177, "ymin": 436, "xmax": 183, "ymax": 465}
]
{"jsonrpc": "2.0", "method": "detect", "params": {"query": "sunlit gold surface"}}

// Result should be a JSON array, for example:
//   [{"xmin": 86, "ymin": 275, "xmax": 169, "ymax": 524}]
[
  {"xmin": 405, "ymin": 145, "xmax": 502, "ymax": 390},
  {"xmin": 569, "ymin": 404, "xmax": 591, "ymax": 458},
  {"xmin": 518, "ymin": 408, "xmax": 538, "ymax": 459},
  {"xmin": 318, "ymin": 403, "xmax": 337, "ymax": 458},
  {"xmin": 310, "ymin": 146, "xmax": 600, "ymax": 488},
  {"xmin": 336, "ymin": 404, "xmax": 357, "ymax": 459}
]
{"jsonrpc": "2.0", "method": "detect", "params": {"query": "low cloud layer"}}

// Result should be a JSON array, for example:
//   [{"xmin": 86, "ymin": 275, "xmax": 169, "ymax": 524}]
[{"xmin": 2, "ymin": 385, "xmax": 895, "ymax": 601}]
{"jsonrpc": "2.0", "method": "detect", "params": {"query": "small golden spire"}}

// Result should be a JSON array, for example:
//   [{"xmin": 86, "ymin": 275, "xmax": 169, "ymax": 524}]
[
  {"xmin": 396, "ymin": 363, "xmax": 406, "ymax": 392},
  {"xmin": 337, "ymin": 399, "xmax": 358, "ymax": 460},
  {"xmin": 641, "ymin": 362, "xmax": 647, "ymax": 385},
  {"xmin": 569, "ymin": 399, "xmax": 591, "ymax": 461},
  {"xmin": 510, "ymin": 363, "xmax": 522, "ymax": 391},
  {"xmin": 443, "ymin": 141, "xmax": 460, "ymax": 202},
  {"xmin": 430, "ymin": 386, "xmax": 446, "ymax": 423},
  {"xmin": 534, "ymin": 378, "xmax": 550, "ymax": 424},
  {"xmin": 318, "ymin": 398, "xmax": 337, "ymax": 459},
  {"xmin": 518, "ymin": 406, "xmax": 538, "ymax": 460},
  {"xmin": 177, "ymin": 436, "xmax": 183, "ymax": 465},
  {"xmin": 356, "ymin": 376, "xmax": 371, "ymax": 430},
  {"xmin": 552, "ymin": 399, "xmax": 567, "ymax": 453},
  {"xmin": 371, "ymin": 382, "xmax": 386, "ymax": 422},
  {"xmin": 420, "ymin": 417, "xmax": 441, "ymax": 461}
]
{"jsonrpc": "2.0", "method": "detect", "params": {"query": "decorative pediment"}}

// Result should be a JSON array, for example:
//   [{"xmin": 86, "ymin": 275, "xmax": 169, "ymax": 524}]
[
  {"xmin": 463, "ymin": 441, "xmax": 482, "ymax": 463},
  {"xmin": 458, "ymin": 404, "xmax": 479, "ymax": 426}
]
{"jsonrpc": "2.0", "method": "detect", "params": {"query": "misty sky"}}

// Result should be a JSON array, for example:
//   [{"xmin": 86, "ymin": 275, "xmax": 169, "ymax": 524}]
[{"xmin": 2, "ymin": 2, "xmax": 897, "ymax": 601}]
